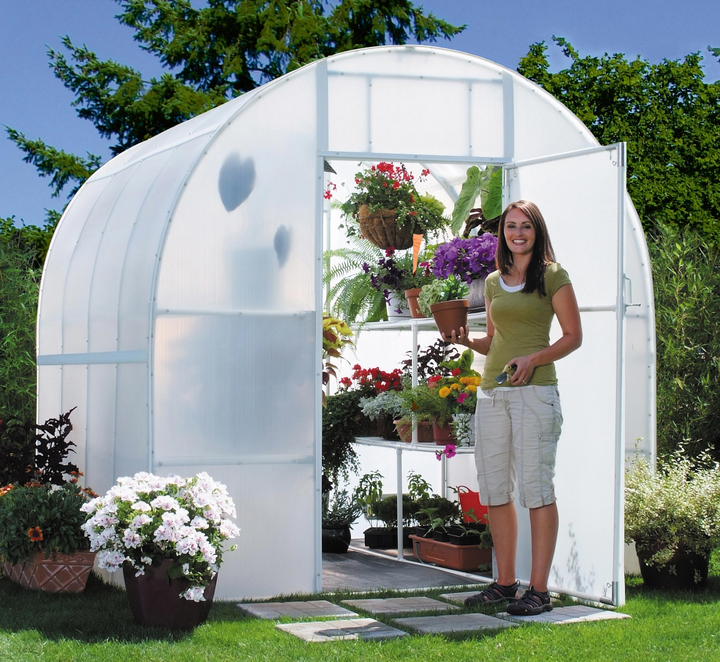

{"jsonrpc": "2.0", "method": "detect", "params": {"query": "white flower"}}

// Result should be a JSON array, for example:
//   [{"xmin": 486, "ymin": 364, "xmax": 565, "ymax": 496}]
[
  {"xmin": 182, "ymin": 563, "xmax": 190, "ymax": 575},
  {"xmin": 181, "ymin": 586, "xmax": 206, "ymax": 602},
  {"xmin": 219, "ymin": 520, "xmax": 240, "ymax": 539},
  {"xmin": 141, "ymin": 556, "xmax": 152, "ymax": 565},
  {"xmin": 132, "ymin": 501, "xmax": 152, "ymax": 513},
  {"xmin": 123, "ymin": 529, "xmax": 143, "ymax": 548},
  {"xmin": 97, "ymin": 550, "xmax": 126, "ymax": 572},
  {"xmin": 190, "ymin": 516, "xmax": 208, "ymax": 530},
  {"xmin": 150, "ymin": 495, "xmax": 180, "ymax": 511},
  {"xmin": 130, "ymin": 514, "xmax": 152, "ymax": 529}
]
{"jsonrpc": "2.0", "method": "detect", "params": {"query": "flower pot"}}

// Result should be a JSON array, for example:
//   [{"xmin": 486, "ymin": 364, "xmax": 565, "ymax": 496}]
[
  {"xmin": 394, "ymin": 419, "xmax": 434, "ymax": 443},
  {"xmin": 636, "ymin": 547, "xmax": 710, "ymax": 590},
  {"xmin": 386, "ymin": 291, "xmax": 411, "ymax": 320},
  {"xmin": 376, "ymin": 414, "xmax": 400, "ymax": 440},
  {"xmin": 363, "ymin": 527, "xmax": 413, "ymax": 549},
  {"xmin": 404, "ymin": 288, "xmax": 425, "ymax": 318},
  {"xmin": 2, "ymin": 551, "xmax": 95, "ymax": 593},
  {"xmin": 123, "ymin": 559, "xmax": 218, "ymax": 629},
  {"xmin": 358, "ymin": 205, "xmax": 415, "ymax": 250},
  {"xmin": 322, "ymin": 525, "xmax": 352, "ymax": 553},
  {"xmin": 432, "ymin": 420, "xmax": 455, "ymax": 444},
  {"xmin": 468, "ymin": 278, "xmax": 486, "ymax": 311},
  {"xmin": 430, "ymin": 299, "xmax": 469, "ymax": 341},
  {"xmin": 410, "ymin": 534, "xmax": 492, "ymax": 572}
]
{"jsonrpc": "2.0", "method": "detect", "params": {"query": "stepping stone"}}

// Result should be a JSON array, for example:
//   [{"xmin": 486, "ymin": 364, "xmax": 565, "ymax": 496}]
[
  {"xmin": 439, "ymin": 590, "xmax": 489, "ymax": 605},
  {"xmin": 277, "ymin": 618, "xmax": 409, "ymax": 642},
  {"xmin": 497, "ymin": 605, "xmax": 631, "ymax": 625},
  {"xmin": 237, "ymin": 600, "xmax": 358, "ymax": 620},
  {"xmin": 342, "ymin": 596, "xmax": 460, "ymax": 615},
  {"xmin": 396, "ymin": 613, "xmax": 519, "ymax": 634}
]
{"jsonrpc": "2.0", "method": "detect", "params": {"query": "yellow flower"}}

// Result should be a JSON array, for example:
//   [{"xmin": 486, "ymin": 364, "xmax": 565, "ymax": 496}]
[
  {"xmin": 438, "ymin": 387, "xmax": 451, "ymax": 398},
  {"xmin": 473, "ymin": 377, "xmax": 481, "ymax": 386},
  {"xmin": 450, "ymin": 383, "xmax": 462, "ymax": 390},
  {"xmin": 466, "ymin": 384, "xmax": 477, "ymax": 392},
  {"xmin": 459, "ymin": 376, "xmax": 470, "ymax": 385}
]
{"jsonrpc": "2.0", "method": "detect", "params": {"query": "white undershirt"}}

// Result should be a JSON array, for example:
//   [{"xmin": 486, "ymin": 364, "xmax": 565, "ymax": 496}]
[{"xmin": 499, "ymin": 276, "xmax": 525, "ymax": 293}]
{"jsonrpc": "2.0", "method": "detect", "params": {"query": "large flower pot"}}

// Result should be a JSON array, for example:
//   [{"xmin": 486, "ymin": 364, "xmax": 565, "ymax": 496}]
[
  {"xmin": 636, "ymin": 547, "xmax": 710, "ymax": 590},
  {"xmin": 432, "ymin": 420, "xmax": 455, "ymax": 444},
  {"xmin": 430, "ymin": 299, "xmax": 469, "ymax": 340},
  {"xmin": 410, "ymin": 534, "xmax": 492, "ymax": 572},
  {"xmin": 322, "ymin": 525, "xmax": 352, "ymax": 553},
  {"xmin": 123, "ymin": 559, "xmax": 217, "ymax": 629},
  {"xmin": 404, "ymin": 288, "xmax": 425, "ymax": 318},
  {"xmin": 358, "ymin": 205, "xmax": 415, "ymax": 250},
  {"xmin": 2, "ymin": 551, "xmax": 95, "ymax": 593}
]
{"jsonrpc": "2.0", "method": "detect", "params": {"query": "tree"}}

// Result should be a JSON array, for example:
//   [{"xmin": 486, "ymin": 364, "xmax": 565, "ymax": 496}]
[
  {"xmin": 518, "ymin": 38, "xmax": 720, "ymax": 244},
  {"xmin": 7, "ymin": 0, "xmax": 464, "ymax": 204}
]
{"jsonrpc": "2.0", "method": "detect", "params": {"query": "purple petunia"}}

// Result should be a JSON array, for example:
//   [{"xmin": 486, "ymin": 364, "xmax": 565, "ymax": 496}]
[{"xmin": 432, "ymin": 234, "xmax": 498, "ymax": 283}]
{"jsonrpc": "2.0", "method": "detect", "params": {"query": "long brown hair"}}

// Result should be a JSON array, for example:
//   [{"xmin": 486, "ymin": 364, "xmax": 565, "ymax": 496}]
[{"xmin": 496, "ymin": 200, "xmax": 556, "ymax": 296}]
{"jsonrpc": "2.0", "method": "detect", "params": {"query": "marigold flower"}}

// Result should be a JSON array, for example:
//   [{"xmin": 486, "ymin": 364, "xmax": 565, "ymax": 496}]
[
  {"xmin": 466, "ymin": 384, "xmax": 477, "ymax": 392},
  {"xmin": 438, "ymin": 387, "xmax": 451, "ymax": 398},
  {"xmin": 450, "ymin": 383, "xmax": 462, "ymax": 390},
  {"xmin": 28, "ymin": 526, "xmax": 43, "ymax": 542}
]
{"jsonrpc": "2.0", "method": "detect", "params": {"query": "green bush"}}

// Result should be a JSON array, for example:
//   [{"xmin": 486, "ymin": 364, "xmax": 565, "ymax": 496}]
[{"xmin": 650, "ymin": 225, "xmax": 720, "ymax": 461}]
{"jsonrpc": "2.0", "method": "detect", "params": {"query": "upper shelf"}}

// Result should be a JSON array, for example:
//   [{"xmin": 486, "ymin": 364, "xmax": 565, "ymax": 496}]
[{"xmin": 363, "ymin": 311, "xmax": 487, "ymax": 332}]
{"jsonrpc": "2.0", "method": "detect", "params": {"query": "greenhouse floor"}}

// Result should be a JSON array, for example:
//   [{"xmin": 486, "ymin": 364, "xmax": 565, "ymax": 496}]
[{"xmin": 321, "ymin": 540, "xmax": 491, "ymax": 592}]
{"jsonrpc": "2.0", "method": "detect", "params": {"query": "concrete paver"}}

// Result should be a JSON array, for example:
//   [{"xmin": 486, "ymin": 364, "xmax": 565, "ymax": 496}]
[
  {"xmin": 342, "ymin": 596, "xmax": 460, "ymax": 615},
  {"xmin": 276, "ymin": 618, "xmax": 409, "ymax": 642},
  {"xmin": 237, "ymin": 600, "xmax": 357, "ymax": 620},
  {"xmin": 396, "ymin": 612, "xmax": 519, "ymax": 634},
  {"xmin": 497, "ymin": 605, "xmax": 631, "ymax": 625},
  {"xmin": 439, "ymin": 590, "xmax": 490, "ymax": 605}
]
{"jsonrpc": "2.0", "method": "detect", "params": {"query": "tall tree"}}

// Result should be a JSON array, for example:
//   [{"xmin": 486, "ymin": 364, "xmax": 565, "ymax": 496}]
[
  {"xmin": 7, "ymin": 0, "xmax": 464, "ymax": 202},
  {"xmin": 518, "ymin": 38, "xmax": 720, "ymax": 243}
]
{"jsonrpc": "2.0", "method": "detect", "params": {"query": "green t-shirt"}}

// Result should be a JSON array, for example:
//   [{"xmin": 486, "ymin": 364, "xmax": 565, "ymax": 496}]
[{"xmin": 481, "ymin": 263, "xmax": 572, "ymax": 389}]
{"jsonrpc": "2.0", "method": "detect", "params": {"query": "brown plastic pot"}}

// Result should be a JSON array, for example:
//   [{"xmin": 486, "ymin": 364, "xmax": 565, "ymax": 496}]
[
  {"xmin": 404, "ymin": 288, "xmax": 425, "ymax": 318},
  {"xmin": 430, "ymin": 299, "xmax": 469, "ymax": 340}
]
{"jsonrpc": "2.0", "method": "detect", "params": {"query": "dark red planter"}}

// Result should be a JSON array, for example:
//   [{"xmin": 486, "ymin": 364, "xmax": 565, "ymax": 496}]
[
  {"xmin": 123, "ymin": 560, "xmax": 217, "ymax": 629},
  {"xmin": 432, "ymin": 420, "xmax": 455, "ymax": 444}
]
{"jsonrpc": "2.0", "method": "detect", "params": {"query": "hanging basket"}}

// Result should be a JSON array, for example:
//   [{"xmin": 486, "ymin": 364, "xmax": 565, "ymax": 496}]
[{"xmin": 358, "ymin": 205, "xmax": 415, "ymax": 250}]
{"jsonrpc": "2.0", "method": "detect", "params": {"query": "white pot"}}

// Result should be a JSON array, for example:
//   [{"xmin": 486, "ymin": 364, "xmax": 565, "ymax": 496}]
[{"xmin": 386, "ymin": 291, "xmax": 411, "ymax": 319}]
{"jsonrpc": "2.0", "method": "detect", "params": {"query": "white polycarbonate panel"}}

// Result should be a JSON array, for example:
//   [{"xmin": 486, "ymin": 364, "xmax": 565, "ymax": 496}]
[
  {"xmin": 114, "ymin": 363, "xmax": 150, "ymax": 479},
  {"xmin": 62, "ymin": 165, "xmax": 139, "ymax": 354},
  {"xmin": 156, "ymin": 463, "xmax": 316, "ymax": 599},
  {"xmin": 469, "ymin": 78, "xmax": 505, "ymax": 157},
  {"xmin": 61, "ymin": 365, "xmax": 88, "ymax": 474},
  {"xmin": 153, "ymin": 314, "xmax": 314, "ymax": 460},
  {"xmin": 85, "ymin": 364, "xmax": 117, "ymax": 495},
  {"xmin": 118, "ymin": 138, "xmax": 209, "ymax": 351},
  {"xmin": 506, "ymin": 146, "xmax": 623, "ymax": 602},
  {"xmin": 513, "ymin": 312, "xmax": 619, "ymax": 598},
  {"xmin": 36, "ymin": 366, "xmax": 62, "ymax": 429},
  {"xmin": 38, "ymin": 178, "xmax": 112, "ymax": 354},
  {"xmin": 512, "ymin": 78, "xmax": 595, "ymax": 161},
  {"xmin": 507, "ymin": 148, "xmax": 621, "ymax": 307}
]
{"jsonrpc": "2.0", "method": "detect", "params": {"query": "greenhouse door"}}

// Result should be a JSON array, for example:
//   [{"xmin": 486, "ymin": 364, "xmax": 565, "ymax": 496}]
[{"xmin": 504, "ymin": 143, "xmax": 627, "ymax": 606}]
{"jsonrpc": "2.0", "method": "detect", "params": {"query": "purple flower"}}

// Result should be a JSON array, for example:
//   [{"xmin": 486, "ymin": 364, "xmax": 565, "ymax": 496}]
[
  {"xmin": 444, "ymin": 444, "xmax": 457, "ymax": 458},
  {"xmin": 432, "ymin": 234, "xmax": 498, "ymax": 283}
]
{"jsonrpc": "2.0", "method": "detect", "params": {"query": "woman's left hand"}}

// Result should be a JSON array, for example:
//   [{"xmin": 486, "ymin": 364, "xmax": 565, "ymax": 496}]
[{"xmin": 508, "ymin": 355, "xmax": 536, "ymax": 386}]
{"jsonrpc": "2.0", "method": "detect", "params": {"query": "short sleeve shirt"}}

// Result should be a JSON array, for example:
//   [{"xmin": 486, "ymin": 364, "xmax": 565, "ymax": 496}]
[{"xmin": 481, "ymin": 263, "xmax": 572, "ymax": 389}]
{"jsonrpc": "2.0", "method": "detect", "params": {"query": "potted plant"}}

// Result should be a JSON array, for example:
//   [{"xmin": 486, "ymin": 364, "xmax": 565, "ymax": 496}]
[
  {"xmin": 322, "ymin": 488, "xmax": 362, "ymax": 553},
  {"xmin": 82, "ymin": 471, "xmax": 240, "ymax": 629},
  {"xmin": 418, "ymin": 275, "xmax": 470, "ymax": 340},
  {"xmin": 432, "ymin": 234, "xmax": 498, "ymax": 311},
  {"xmin": 322, "ymin": 313, "xmax": 354, "ymax": 407},
  {"xmin": 625, "ymin": 449, "xmax": 720, "ymax": 589},
  {"xmin": 358, "ymin": 390, "xmax": 406, "ymax": 440},
  {"xmin": 330, "ymin": 162, "xmax": 447, "ymax": 249},
  {"xmin": 0, "ymin": 409, "xmax": 98, "ymax": 594}
]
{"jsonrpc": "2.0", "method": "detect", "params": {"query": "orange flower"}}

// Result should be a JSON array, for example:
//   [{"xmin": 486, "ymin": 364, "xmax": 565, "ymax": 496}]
[
  {"xmin": 0, "ymin": 485, "xmax": 14, "ymax": 497},
  {"xmin": 28, "ymin": 527, "xmax": 43, "ymax": 542}
]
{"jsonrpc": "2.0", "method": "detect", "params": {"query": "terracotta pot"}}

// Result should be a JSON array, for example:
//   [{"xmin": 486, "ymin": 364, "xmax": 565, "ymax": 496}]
[
  {"xmin": 430, "ymin": 299, "xmax": 469, "ymax": 340},
  {"xmin": 123, "ymin": 559, "xmax": 217, "ymax": 629},
  {"xmin": 2, "ymin": 551, "xmax": 95, "ymax": 593},
  {"xmin": 404, "ymin": 288, "xmax": 425, "ymax": 318},
  {"xmin": 394, "ymin": 420, "xmax": 434, "ymax": 443},
  {"xmin": 636, "ymin": 547, "xmax": 710, "ymax": 590},
  {"xmin": 358, "ymin": 205, "xmax": 415, "ymax": 250},
  {"xmin": 432, "ymin": 420, "xmax": 455, "ymax": 444},
  {"xmin": 410, "ymin": 534, "xmax": 492, "ymax": 572}
]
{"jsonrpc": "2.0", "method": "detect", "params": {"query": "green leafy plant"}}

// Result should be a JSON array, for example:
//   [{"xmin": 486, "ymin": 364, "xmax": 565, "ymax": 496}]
[
  {"xmin": 322, "ymin": 391, "xmax": 364, "ymax": 482},
  {"xmin": 373, "ymin": 494, "xmax": 417, "ymax": 528},
  {"xmin": 625, "ymin": 449, "xmax": 720, "ymax": 571},
  {"xmin": 415, "ymin": 495, "xmax": 461, "ymax": 530},
  {"xmin": 450, "ymin": 165, "xmax": 503, "ymax": 235},
  {"xmin": 353, "ymin": 470, "xmax": 384, "ymax": 524},
  {"xmin": 322, "ymin": 489, "xmax": 362, "ymax": 528},
  {"xmin": 322, "ymin": 314, "xmax": 354, "ymax": 407},
  {"xmin": 417, "ymin": 276, "xmax": 469, "ymax": 317},
  {"xmin": 401, "ymin": 340, "xmax": 460, "ymax": 381}
]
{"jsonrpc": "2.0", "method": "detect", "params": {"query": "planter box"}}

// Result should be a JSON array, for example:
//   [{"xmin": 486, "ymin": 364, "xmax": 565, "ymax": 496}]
[
  {"xmin": 2, "ymin": 551, "xmax": 95, "ymax": 593},
  {"xmin": 410, "ymin": 534, "xmax": 492, "ymax": 572},
  {"xmin": 364, "ymin": 527, "xmax": 413, "ymax": 549}
]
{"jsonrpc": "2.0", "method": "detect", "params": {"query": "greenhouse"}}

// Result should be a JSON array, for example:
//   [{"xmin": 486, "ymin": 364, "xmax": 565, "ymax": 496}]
[{"xmin": 36, "ymin": 45, "xmax": 655, "ymax": 604}]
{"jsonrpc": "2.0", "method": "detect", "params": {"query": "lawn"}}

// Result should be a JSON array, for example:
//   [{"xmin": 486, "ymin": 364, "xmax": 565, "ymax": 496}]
[{"xmin": 1, "ymin": 554, "xmax": 719, "ymax": 661}]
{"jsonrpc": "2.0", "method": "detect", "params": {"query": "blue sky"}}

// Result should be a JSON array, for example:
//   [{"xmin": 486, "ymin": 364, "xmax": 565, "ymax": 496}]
[{"xmin": 1, "ymin": 0, "xmax": 718, "ymax": 226}]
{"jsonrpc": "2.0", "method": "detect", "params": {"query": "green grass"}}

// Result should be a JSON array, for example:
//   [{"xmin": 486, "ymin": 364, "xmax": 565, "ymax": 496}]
[{"xmin": 1, "ymin": 555, "xmax": 719, "ymax": 661}]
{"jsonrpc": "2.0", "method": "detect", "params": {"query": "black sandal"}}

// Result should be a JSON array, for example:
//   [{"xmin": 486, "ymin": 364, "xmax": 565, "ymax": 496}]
[
  {"xmin": 506, "ymin": 586, "xmax": 552, "ymax": 615},
  {"xmin": 464, "ymin": 581, "xmax": 520, "ymax": 607}
]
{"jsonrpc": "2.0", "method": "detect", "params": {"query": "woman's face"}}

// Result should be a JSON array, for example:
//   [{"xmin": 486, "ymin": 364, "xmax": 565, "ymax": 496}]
[{"xmin": 503, "ymin": 208, "xmax": 536, "ymax": 258}]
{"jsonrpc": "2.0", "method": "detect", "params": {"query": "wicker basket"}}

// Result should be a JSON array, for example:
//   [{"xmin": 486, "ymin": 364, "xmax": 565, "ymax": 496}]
[{"xmin": 358, "ymin": 205, "xmax": 415, "ymax": 250}]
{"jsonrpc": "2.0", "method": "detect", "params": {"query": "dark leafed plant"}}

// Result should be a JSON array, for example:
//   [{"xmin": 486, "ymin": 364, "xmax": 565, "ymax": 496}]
[
  {"xmin": 0, "ymin": 418, "xmax": 36, "ymax": 487},
  {"xmin": 401, "ymin": 339, "xmax": 460, "ymax": 381},
  {"xmin": 33, "ymin": 409, "xmax": 79, "ymax": 486}
]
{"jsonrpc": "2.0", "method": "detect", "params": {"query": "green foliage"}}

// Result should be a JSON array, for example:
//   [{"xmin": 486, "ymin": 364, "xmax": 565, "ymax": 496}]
[
  {"xmin": 373, "ymin": 493, "xmax": 417, "ymax": 527},
  {"xmin": 417, "ymin": 275, "xmax": 469, "ymax": 316},
  {"xmin": 625, "ymin": 450, "xmax": 720, "ymax": 569},
  {"xmin": 8, "ymin": 1, "xmax": 463, "ymax": 201},
  {"xmin": 353, "ymin": 470, "xmax": 383, "ymax": 521},
  {"xmin": 321, "ymin": 488, "xmax": 362, "ymax": 528},
  {"xmin": 322, "ymin": 391, "xmax": 366, "ymax": 482},
  {"xmin": 398, "ymin": 382, "xmax": 453, "ymax": 426},
  {"xmin": 358, "ymin": 390, "xmax": 406, "ymax": 421},
  {"xmin": 0, "ymin": 230, "xmax": 41, "ymax": 422},
  {"xmin": 518, "ymin": 38, "xmax": 720, "ymax": 243},
  {"xmin": 650, "ymin": 225, "xmax": 720, "ymax": 461},
  {"xmin": 0, "ymin": 483, "xmax": 92, "ymax": 564},
  {"xmin": 415, "ymin": 495, "xmax": 461, "ymax": 528},
  {"xmin": 450, "ymin": 165, "xmax": 502, "ymax": 235}
]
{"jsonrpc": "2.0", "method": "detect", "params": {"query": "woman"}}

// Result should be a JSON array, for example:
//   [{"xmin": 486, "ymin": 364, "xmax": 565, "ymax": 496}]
[{"xmin": 449, "ymin": 200, "xmax": 582, "ymax": 616}]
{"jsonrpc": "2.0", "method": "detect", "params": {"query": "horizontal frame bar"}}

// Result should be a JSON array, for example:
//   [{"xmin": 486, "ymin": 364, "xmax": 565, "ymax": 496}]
[
  {"xmin": 155, "ymin": 454, "xmax": 314, "ymax": 467},
  {"xmin": 37, "ymin": 350, "xmax": 147, "ymax": 365}
]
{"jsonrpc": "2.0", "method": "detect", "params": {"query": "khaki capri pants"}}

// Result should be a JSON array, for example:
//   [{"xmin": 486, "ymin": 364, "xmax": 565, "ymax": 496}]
[{"xmin": 474, "ymin": 385, "xmax": 563, "ymax": 509}]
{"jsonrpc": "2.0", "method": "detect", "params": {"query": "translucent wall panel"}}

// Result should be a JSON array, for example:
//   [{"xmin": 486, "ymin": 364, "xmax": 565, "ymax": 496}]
[
  {"xmin": 327, "ymin": 49, "xmax": 506, "ymax": 158},
  {"xmin": 506, "ymin": 145, "xmax": 623, "ymax": 603},
  {"xmin": 114, "ymin": 363, "xmax": 150, "ymax": 479},
  {"xmin": 85, "ymin": 364, "xmax": 118, "ymax": 494},
  {"xmin": 154, "ymin": 67, "xmax": 319, "ymax": 598}
]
